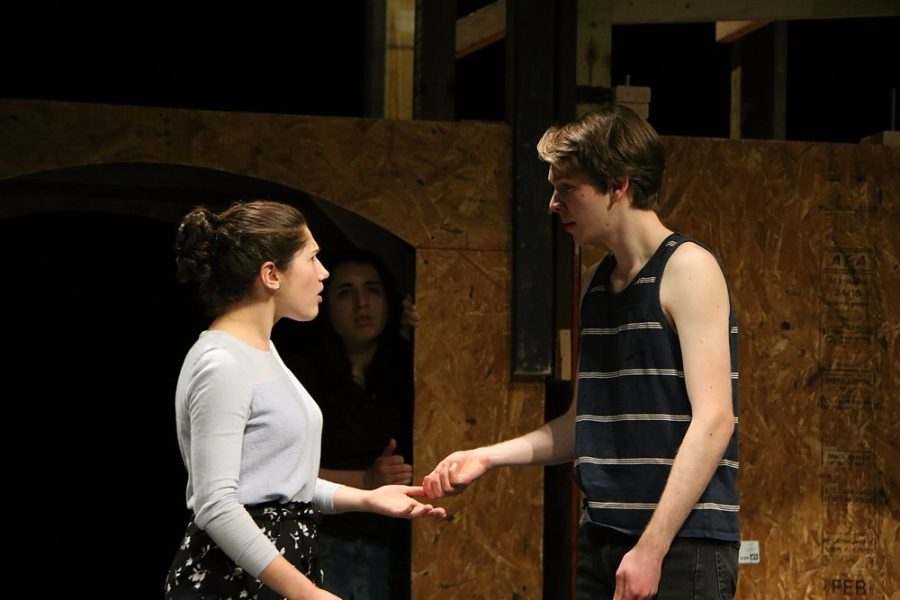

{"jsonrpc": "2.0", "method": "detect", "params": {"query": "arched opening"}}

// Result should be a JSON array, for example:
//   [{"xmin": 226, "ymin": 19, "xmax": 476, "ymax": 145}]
[{"xmin": 1, "ymin": 163, "xmax": 415, "ymax": 595}]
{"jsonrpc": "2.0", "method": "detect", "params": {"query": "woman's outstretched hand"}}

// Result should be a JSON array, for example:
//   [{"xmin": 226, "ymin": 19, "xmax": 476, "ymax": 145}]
[{"xmin": 365, "ymin": 485, "xmax": 447, "ymax": 519}]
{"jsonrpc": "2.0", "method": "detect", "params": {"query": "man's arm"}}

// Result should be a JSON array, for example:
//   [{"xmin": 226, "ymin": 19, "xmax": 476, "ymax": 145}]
[
  {"xmin": 422, "ymin": 394, "xmax": 577, "ymax": 498},
  {"xmin": 615, "ymin": 243, "xmax": 737, "ymax": 600},
  {"xmin": 422, "ymin": 259, "xmax": 603, "ymax": 499}
]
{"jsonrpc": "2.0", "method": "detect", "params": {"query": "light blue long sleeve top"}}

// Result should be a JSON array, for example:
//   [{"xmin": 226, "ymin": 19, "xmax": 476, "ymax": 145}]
[{"xmin": 175, "ymin": 330, "xmax": 341, "ymax": 578}]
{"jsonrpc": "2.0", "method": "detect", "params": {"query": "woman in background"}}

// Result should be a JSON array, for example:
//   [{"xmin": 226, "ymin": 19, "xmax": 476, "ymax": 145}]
[
  {"xmin": 166, "ymin": 201, "xmax": 443, "ymax": 600},
  {"xmin": 285, "ymin": 249, "xmax": 418, "ymax": 600}
]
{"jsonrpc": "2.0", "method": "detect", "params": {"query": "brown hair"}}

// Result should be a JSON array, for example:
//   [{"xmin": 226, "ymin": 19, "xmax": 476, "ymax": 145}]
[
  {"xmin": 537, "ymin": 104, "xmax": 666, "ymax": 209},
  {"xmin": 175, "ymin": 200, "xmax": 308, "ymax": 316}
]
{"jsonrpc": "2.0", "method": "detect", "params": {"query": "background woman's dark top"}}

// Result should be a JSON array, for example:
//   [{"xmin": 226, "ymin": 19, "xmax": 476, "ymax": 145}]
[{"xmin": 284, "ymin": 331, "xmax": 414, "ymax": 590}]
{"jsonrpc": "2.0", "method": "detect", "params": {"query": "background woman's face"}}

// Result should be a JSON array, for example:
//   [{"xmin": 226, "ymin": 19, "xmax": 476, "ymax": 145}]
[{"xmin": 327, "ymin": 262, "xmax": 389, "ymax": 350}]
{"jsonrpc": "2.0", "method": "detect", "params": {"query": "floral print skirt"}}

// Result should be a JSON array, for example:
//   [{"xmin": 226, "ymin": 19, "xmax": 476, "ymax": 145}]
[{"xmin": 165, "ymin": 501, "xmax": 322, "ymax": 600}]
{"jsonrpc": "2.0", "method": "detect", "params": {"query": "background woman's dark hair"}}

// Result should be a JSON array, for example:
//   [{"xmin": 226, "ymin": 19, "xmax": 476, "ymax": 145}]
[{"xmin": 175, "ymin": 200, "xmax": 308, "ymax": 316}]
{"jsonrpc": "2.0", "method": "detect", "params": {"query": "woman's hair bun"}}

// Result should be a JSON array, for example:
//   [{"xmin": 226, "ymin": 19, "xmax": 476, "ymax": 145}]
[{"xmin": 175, "ymin": 207, "xmax": 218, "ymax": 283}]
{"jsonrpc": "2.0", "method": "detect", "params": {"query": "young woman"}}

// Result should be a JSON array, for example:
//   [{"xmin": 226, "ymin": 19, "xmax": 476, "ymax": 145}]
[
  {"xmin": 165, "ymin": 201, "xmax": 443, "ymax": 600},
  {"xmin": 285, "ymin": 250, "xmax": 418, "ymax": 600}
]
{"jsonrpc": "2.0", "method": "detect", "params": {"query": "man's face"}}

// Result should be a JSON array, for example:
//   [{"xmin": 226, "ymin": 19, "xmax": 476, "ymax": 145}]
[{"xmin": 547, "ymin": 165, "xmax": 612, "ymax": 246}]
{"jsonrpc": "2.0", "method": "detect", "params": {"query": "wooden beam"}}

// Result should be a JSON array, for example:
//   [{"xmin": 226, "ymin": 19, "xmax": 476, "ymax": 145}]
[
  {"xmin": 364, "ymin": 0, "xmax": 387, "ymax": 117},
  {"xmin": 716, "ymin": 19, "xmax": 772, "ymax": 43},
  {"xmin": 385, "ymin": 0, "xmax": 415, "ymax": 119},
  {"xmin": 508, "ymin": 0, "xmax": 556, "ymax": 375},
  {"xmin": 730, "ymin": 42, "xmax": 742, "ymax": 139},
  {"xmin": 576, "ymin": 0, "xmax": 613, "ymax": 117},
  {"xmin": 733, "ymin": 22, "xmax": 787, "ymax": 140},
  {"xmin": 610, "ymin": 0, "xmax": 899, "ymax": 24},
  {"xmin": 456, "ymin": 0, "xmax": 506, "ymax": 58},
  {"xmin": 415, "ymin": 0, "xmax": 457, "ymax": 120},
  {"xmin": 453, "ymin": 1, "xmax": 897, "ymax": 59}
]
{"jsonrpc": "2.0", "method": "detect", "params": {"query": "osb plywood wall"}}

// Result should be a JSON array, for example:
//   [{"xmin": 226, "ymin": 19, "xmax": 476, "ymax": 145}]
[
  {"xmin": 0, "ymin": 100, "xmax": 545, "ymax": 599},
  {"xmin": 585, "ymin": 137, "xmax": 898, "ymax": 599},
  {"xmin": 4, "ymin": 100, "xmax": 897, "ymax": 599}
]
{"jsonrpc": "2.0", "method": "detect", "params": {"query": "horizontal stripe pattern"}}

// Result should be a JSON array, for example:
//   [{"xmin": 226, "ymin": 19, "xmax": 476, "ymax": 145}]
[
  {"xmin": 582, "ymin": 322, "xmax": 663, "ymax": 335},
  {"xmin": 580, "ymin": 368, "xmax": 684, "ymax": 378},
  {"xmin": 575, "ymin": 456, "xmax": 740, "ymax": 469},
  {"xmin": 579, "ymin": 369, "xmax": 739, "ymax": 380},
  {"xmin": 587, "ymin": 501, "xmax": 740, "ymax": 512},
  {"xmin": 576, "ymin": 233, "xmax": 740, "ymax": 541},
  {"xmin": 577, "ymin": 413, "xmax": 739, "ymax": 425}
]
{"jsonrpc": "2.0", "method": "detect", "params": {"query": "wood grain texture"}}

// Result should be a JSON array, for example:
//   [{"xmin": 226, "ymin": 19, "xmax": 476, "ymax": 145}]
[
  {"xmin": 414, "ymin": 247, "xmax": 544, "ymax": 599},
  {"xmin": 3, "ymin": 99, "xmax": 898, "ymax": 599},
  {"xmin": 0, "ymin": 99, "xmax": 510, "ymax": 251},
  {"xmin": 0, "ymin": 99, "xmax": 542, "ymax": 599},
  {"xmin": 660, "ymin": 137, "xmax": 898, "ymax": 600}
]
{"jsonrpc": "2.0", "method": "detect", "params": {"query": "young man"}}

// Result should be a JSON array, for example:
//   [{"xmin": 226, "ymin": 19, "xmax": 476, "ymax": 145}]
[{"xmin": 423, "ymin": 104, "xmax": 740, "ymax": 600}]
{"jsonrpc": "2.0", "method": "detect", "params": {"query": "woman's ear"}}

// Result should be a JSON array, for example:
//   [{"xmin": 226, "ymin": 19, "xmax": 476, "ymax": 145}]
[{"xmin": 259, "ymin": 261, "xmax": 281, "ymax": 293}]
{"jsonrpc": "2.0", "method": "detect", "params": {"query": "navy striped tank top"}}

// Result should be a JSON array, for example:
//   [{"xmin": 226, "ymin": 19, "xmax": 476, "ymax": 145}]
[{"xmin": 575, "ymin": 232, "xmax": 740, "ymax": 542}]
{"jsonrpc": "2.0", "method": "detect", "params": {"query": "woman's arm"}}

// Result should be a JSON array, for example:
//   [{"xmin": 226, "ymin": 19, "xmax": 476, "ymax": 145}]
[{"xmin": 332, "ymin": 484, "xmax": 446, "ymax": 518}]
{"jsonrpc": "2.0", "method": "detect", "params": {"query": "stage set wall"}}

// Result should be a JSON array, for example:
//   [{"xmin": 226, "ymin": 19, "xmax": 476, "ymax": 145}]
[
  {"xmin": 2, "ymin": 99, "xmax": 897, "ymax": 599},
  {"xmin": 582, "ymin": 137, "xmax": 899, "ymax": 599}
]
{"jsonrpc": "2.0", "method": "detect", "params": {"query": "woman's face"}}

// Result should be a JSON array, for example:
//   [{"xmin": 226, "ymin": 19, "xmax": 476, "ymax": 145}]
[
  {"xmin": 277, "ymin": 226, "xmax": 329, "ymax": 322},
  {"xmin": 327, "ymin": 261, "xmax": 389, "ymax": 351}
]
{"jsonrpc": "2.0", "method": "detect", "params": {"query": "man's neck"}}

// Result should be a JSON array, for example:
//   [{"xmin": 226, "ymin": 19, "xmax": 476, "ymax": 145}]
[{"xmin": 601, "ymin": 209, "xmax": 672, "ymax": 286}]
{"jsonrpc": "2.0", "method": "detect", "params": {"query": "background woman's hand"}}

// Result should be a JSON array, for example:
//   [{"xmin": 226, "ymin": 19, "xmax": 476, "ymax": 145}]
[
  {"xmin": 363, "ymin": 438, "xmax": 414, "ymax": 488},
  {"xmin": 399, "ymin": 295, "xmax": 419, "ymax": 340}
]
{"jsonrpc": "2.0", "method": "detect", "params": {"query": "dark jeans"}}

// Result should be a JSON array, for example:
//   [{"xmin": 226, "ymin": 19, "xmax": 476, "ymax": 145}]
[
  {"xmin": 318, "ymin": 532, "xmax": 398, "ymax": 600},
  {"xmin": 576, "ymin": 523, "xmax": 739, "ymax": 600}
]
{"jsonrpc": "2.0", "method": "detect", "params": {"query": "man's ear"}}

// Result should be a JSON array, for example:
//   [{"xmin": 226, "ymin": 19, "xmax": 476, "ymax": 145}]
[
  {"xmin": 612, "ymin": 176, "xmax": 630, "ymax": 194},
  {"xmin": 259, "ymin": 261, "xmax": 281, "ymax": 293},
  {"xmin": 610, "ymin": 177, "xmax": 631, "ymax": 203}
]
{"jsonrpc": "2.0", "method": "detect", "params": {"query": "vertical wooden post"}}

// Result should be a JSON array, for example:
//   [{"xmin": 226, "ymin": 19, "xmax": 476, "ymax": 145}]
[
  {"xmin": 732, "ymin": 22, "xmax": 788, "ymax": 140},
  {"xmin": 364, "ymin": 0, "xmax": 387, "ymax": 117},
  {"xmin": 508, "ymin": 0, "xmax": 557, "ymax": 376},
  {"xmin": 414, "ymin": 0, "xmax": 456, "ymax": 120},
  {"xmin": 385, "ymin": 0, "xmax": 415, "ymax": 120},
  {"xmin": 772, "ymin": 21, "xmax": 787, "ymax": 140},
  {"xmin": 730, "ymin": 40, "xmax": 742, "ymax": 139},
  {"xmin": 575, "ymin": 0, "xmax": 612, "ymax": 117}
]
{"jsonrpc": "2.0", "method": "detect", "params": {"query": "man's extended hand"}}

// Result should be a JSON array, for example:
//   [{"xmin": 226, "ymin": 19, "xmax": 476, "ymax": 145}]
[{"xmin": 422, "ymin": 448, "xmax": 492, "ymax": 499}]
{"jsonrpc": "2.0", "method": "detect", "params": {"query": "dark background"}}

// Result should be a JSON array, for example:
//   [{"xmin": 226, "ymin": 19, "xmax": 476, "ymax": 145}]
[
  {"xmin": 1, "ymin": 4, "xmax": 897, "ymax": 597},
  {"xmin": 3, "ymin": 6, "xmax": 897, "ymax": 141}
]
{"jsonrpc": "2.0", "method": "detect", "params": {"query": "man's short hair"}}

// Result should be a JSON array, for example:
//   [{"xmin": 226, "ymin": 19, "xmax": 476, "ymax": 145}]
[{"xmin": 537, "ymin": 104, "xmax": 666, "ymax": 210}]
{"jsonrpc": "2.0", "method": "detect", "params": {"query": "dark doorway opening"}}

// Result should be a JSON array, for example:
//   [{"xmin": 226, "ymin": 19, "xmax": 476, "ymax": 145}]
[{"xmin": 2, "ymin": 164, "xmax": 415, "ymax": 597}]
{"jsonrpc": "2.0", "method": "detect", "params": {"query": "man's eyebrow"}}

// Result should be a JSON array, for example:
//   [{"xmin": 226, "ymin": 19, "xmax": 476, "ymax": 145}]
[{"xmin": 549, "ymin": 174, "xmax": 575, "ymax": 184}]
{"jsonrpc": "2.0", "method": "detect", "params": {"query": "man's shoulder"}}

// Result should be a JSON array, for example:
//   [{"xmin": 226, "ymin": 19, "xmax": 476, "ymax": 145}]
[{"xmin": 667, "ymin": 239, "xmax": 722, "ymax": 277}]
